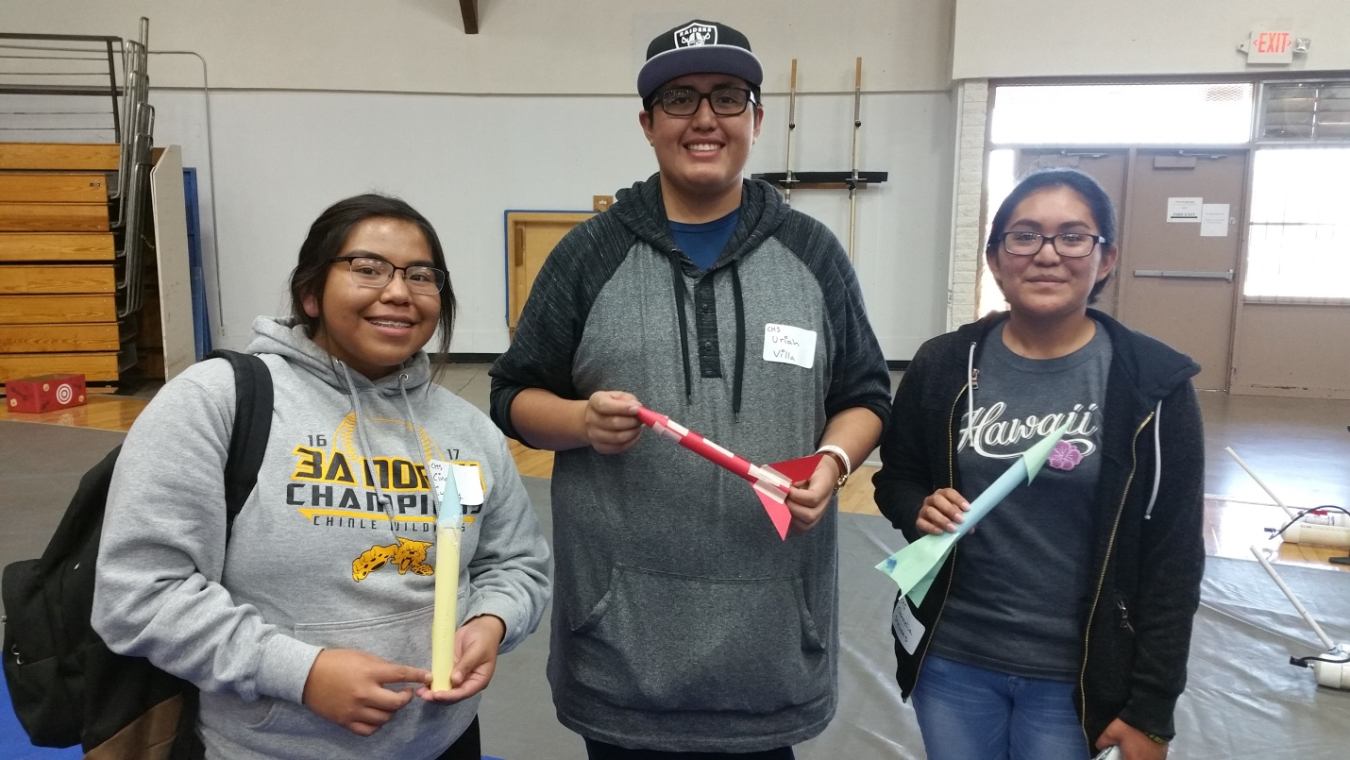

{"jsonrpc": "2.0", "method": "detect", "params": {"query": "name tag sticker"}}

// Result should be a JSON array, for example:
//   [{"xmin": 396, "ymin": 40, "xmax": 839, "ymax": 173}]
[
  {"xmin": 763, "ymin": 323, "xmax": 816, "ymax": 369},
  {"xmin": 892, "ymin": 597, "xmax": 925, "ymax": 655},
  {"xmin": 427, "ymin": 459, "xmax": 453, "ymax": 504},
  {"xmin": 451, "ymin": 462, "xmax": 485, "ymax": 506}
]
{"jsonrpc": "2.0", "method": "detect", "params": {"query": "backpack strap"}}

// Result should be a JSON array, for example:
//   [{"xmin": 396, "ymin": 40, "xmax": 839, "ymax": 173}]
[{"xmin": 205, "ymin": 349, "xmax": 273, "ymax": 540}]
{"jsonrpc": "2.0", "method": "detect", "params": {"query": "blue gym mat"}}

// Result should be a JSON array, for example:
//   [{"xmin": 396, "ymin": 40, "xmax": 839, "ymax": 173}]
[{"xmin": 1, "ymin": 667, "xmax": 504, "ymax": 759}]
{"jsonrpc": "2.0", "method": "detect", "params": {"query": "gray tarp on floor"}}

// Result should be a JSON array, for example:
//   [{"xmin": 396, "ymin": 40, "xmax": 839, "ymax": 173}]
[
  {"xmin": 1, "ymin": 425, "xmax": 1346, "ymax": 758},
  {"xmin": 483, "ymin": 477, "xmax": 1350, "ymax": 759}
]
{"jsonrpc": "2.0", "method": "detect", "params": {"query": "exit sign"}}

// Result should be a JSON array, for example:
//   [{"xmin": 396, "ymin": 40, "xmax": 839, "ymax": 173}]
[{"xmin": 1247, "ymin": 30, "xmax": 1294, "ymax": 64}]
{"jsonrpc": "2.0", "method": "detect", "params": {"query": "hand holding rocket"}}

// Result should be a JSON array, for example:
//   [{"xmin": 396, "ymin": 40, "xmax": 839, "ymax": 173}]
[
  {"xmin": 876, "ymin": 422, "xmax": 1071, "ymax": 605},
  {"xmin": 636, "ymin": 406, "xmax": 824, "ymax": 540},
  {"xmin": 428, "ymin": 460, "xmax": 462, "ymax": 692}
]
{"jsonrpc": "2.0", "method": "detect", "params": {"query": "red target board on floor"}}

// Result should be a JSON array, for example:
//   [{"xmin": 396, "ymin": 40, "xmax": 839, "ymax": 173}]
[{"xmin": 5, "ymin": 374, "xmax": 87, "ymax": 414}]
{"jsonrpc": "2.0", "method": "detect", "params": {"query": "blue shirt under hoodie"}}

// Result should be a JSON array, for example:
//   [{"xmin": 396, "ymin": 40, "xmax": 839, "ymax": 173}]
[{"xmin": 92, "ymin": 316, "xmax": 552, "ymax": 760}]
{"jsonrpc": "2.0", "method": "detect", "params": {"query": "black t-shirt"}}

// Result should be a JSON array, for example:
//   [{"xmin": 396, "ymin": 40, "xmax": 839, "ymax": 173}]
[{"xmin": 931, "ymin": 320, "xmax": 1112, "ymax": 681}]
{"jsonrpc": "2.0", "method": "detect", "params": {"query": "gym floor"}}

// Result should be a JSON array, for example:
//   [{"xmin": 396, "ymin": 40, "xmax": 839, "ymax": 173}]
[
  {"xmin": 3, "ymin": 364, "xmax": 1349, "ymax": 570},
  {"xmin": 3, "ymin": 365, "xmax": 1349, "ymax": 759}
]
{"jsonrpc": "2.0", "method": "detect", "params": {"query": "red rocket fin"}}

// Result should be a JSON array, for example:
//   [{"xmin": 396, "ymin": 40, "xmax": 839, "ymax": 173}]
[
  {"xmin": 755, "ymin": 490, "xmax": 793, "ymax": 540},
  {"xmin": 767, "ymin": 454, "xmax": 825, "ymax": 484},
  {"xmin": 752, "ymin": 454, "xmax": 823, "ymax": 540}
]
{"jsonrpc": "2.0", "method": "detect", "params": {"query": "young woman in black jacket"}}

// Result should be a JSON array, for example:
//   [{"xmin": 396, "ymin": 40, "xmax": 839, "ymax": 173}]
[{"xmin": 874, "ymin": 169, "xmax": 1204, "ymax": 760}]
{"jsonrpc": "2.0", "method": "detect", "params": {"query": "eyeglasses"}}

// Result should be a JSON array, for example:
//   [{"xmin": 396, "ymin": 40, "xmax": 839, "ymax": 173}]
[
  {"xmin": 654, "ymin": 86, "xmax": 756, "ymax": 117},
  {"xmin": 331, "ymin": 256, "xmax": 446, "ymax": 294},
  {"xmin": 997, "ymin": 231, "xmax": 1106, "ymax": 258}
]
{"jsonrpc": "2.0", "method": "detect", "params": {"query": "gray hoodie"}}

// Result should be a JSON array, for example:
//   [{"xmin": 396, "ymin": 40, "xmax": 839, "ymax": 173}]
[
  {"xmin": 491, "ymin": 177, "xmax": 891, "ymax": 751},
  {"xmin": 92, "ymin": 317, "xmax": 551, "ymax": 760}
]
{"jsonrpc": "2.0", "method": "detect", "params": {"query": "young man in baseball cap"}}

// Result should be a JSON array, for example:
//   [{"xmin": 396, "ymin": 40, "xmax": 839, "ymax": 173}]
[{"xmin": 491, "ymin": 19, "xmax": 889, "ymax": 759}]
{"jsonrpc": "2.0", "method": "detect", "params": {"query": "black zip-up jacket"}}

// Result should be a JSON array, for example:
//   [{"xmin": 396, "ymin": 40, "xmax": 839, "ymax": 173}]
[{"xmin": 873, "ymin": 309, "xmax": 1204, "ymax": 751}]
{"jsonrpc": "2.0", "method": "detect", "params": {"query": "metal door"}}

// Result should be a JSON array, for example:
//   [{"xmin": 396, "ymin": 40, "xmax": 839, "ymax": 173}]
[{"xmin": 1116, "ymin": 150, "xmax": 1248, "ymax": 391}]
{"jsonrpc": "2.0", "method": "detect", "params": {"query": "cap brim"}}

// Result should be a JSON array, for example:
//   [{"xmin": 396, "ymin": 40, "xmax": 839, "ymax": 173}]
[{"xmin": 637, "ymin": 46, "xmax": 764, "ymax": 99}]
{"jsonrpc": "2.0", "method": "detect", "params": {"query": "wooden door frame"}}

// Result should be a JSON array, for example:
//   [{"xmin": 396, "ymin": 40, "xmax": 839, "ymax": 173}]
[{"xmin": 503, "ymin": 210, "xmax": 594, "ymax": 335}]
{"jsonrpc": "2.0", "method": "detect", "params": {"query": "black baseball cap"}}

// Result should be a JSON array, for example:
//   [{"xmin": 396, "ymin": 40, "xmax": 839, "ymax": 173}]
[{"xmin": 637, "ymin": 20, "xmax": 764, "ymax": 100}]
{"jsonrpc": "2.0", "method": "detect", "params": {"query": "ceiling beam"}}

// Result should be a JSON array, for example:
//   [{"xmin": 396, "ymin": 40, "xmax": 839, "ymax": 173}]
[{"xmin": 460, "ymin": 0, "xmax": 479, "ymax": 34}]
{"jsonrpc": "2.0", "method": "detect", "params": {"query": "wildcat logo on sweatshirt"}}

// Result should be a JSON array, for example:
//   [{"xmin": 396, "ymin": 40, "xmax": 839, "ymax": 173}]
[{"xmin": 351, "ymin": 538, "xmax": 434, "ymax": 582}]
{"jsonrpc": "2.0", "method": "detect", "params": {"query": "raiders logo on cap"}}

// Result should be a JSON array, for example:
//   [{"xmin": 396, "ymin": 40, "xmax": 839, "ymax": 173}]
[
  {"xmin": 675, "ymin": 22, "xmax": 717, "ymax": 48},
  {"xmin": 637, "ymin": 19, "xmax": 763, "ymax": 100}
]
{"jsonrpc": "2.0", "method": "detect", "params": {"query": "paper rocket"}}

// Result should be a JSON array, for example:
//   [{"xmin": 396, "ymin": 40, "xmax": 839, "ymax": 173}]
[
  {"xmin": 636, "ymin": 406, "xmax": 823, "ymax": 540},
  {"xmin": 428, "ymin": 461, "xmax": 462, "ymax": 691},
  {"xmin": 876, "ymin": 422, "xmax": 1071, "ymax": 605}
]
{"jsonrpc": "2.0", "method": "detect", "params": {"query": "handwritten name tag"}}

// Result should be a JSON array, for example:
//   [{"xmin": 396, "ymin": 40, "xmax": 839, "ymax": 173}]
[
  {"xmin": 427, "ymin": 460, "xmax": 485, "ymax": 507},
  {"xmin": 892, "ymin": 597, "xmax": 925, "ymax": 655},
  {"xmin": 762, "ymin": 323, "xmax": 816, "ymax": 369}
]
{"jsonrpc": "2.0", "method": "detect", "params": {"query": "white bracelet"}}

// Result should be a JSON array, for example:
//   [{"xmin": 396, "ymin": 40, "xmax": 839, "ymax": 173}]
[{"xmin": 815, "ymin": 444, "xmax": 852, "ymax": 476}]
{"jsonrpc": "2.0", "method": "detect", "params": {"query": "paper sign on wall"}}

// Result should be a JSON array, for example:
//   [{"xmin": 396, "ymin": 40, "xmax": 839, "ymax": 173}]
[
  {"xmin": 1200, "ymin": 204, "xmax": 1231, "ymax": 237},
  {"xmin": 1167, "ymin": 197, "xmax": 1202, "ymax": 223}
]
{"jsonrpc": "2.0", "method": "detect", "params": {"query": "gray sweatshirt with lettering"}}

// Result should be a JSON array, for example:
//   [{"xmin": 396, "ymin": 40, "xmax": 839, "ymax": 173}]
[
  {"xmin": 490, "ymin": 176, "xmax": 891, "ymax": 751},
  {"xmin": 92, "ymin": 317, "xmax": 551, "ymax": 760}
]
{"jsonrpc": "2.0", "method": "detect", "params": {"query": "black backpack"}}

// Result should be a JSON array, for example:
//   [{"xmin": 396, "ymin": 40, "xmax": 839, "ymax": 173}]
[{"xmin": 1, "ymin": 350, "xmax": 272, "ymax": 759}]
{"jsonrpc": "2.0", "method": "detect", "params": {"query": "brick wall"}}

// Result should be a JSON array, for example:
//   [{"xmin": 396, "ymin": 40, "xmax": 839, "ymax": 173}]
[{"xmin": 948, "ymin": 79, "xmax": 989, "ymax": 330}]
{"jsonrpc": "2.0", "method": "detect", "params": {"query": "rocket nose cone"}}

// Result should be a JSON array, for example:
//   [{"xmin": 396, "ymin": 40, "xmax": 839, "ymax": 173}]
[{"xmin": 1022, "ymin": 421, "xmax": 1072, "ymax": 482}]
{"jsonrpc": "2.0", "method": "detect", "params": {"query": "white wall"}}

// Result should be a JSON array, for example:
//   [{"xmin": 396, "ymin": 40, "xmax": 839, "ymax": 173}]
[
  {"xmin": 3, "ymin": 0, "xmax": 953, "ymax": 94},
  {"xmin": 4, "ymin": 0, "xmax": 959, "ymax": 360},
  {"xmin": 144, "ymin": 88, "xmax": 953, "ymax": 357},
  {"xmin": 953, "ymin": 0, "xmax": 1350, "ymax": 79}
]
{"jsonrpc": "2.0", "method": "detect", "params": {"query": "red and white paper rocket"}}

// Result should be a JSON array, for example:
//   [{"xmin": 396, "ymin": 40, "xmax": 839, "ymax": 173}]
[{"xmin": 636, "ymin": 407, "xmax": 823, "ymax": 540}]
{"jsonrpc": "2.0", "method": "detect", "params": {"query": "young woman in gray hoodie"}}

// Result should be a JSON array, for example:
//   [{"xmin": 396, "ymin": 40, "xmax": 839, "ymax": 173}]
[{"xmin": 92, "ymin": 194, "xmax": 551, "ymax": 760}]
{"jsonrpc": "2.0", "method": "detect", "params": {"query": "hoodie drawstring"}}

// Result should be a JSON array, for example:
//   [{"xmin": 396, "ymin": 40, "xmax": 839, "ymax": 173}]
[
  {"xmin": 340, "ymin": 363, "xmax": 396, "ymax": 532},
  {"xmin": 965, "ymin": 341, "xmax": 977, "ymax": 433},
  {"xmin": 400, "ymin": 375, "xmax": 444, "ymax": 518},
  {"xmin": 731, "ymin": 262, "xmax": 746, "ymax": 421},
  {"xmin": 668, "ymin": 253, "xmax": 693, "ymax": 406},
  {"xmin": 340, "ymin": 363, "xmax": 440, "ymax": 534},
  {"xmin": 1144, "ymin": 399, "xmax": 1163, "ymax": 520},
  {"xmin": 667, "ymin": 253, "xmax": 748, "ymax": 420}
]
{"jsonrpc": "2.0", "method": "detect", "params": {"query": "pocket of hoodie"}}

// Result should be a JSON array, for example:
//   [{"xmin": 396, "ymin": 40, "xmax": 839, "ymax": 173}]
[
  {"xmin": 244, "ymin": 604, "xmax": 438, "ymax": 734},
  {"xmin": 567, "ymin": 565, "xmax": 829, "ymax": 713},
  {"xmin": 1086, "ymin": 592, "xmax": 1136, "ymax": 707}
]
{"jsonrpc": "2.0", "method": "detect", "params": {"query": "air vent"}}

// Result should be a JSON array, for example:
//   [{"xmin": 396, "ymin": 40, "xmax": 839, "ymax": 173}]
[{"xmin": 1259, "ymin": 81, "xmax": 1350, "ymax": 142}]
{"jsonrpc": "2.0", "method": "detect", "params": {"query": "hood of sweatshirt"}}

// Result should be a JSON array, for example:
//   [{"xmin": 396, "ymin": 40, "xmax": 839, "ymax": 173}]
[
  {"xmin": 953, "ymin": 309, "xmax": 1200, "ymax": 405},
  {"xmin": 245, "ymin": 315, "xmax": 441, "ymax": 517},
  {"xmin": 245, "ymin": 315, "xmax": 433, "ymax": 396},
  {"xmin": 610, "ymin": 173, "xmax": 792, "ymax": 272},
  {"xmin": 608, "ymin": 174, "xmax": 793, "ymax": 416}
]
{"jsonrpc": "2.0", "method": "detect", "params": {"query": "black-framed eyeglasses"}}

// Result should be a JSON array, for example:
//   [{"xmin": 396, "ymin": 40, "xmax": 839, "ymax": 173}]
[
  {"xmin": 996, "ymin": 231, "xmax": 1107, "ymax": 258},
  {"xmin": 331, "ymin": 256, "xmax": 447, "ymax": 294},
  {"xmin": 655, "ymin": 86, "xmax": 756, "ymax": 117}
]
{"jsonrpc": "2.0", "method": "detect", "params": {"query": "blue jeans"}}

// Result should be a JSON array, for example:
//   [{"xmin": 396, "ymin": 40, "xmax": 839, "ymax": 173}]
[{"xmin": 912, "ymin": 655, "xmax": 1088, "ymax": 760}]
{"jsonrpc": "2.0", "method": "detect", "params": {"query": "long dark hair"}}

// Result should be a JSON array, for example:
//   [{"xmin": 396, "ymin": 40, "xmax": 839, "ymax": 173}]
[
  {"xmin": 288, "ymin": 193, "xmax": 456, "ymax": 370},
  {"xmin": 986, "ymin": 168, "xmax": 1118, "ymax": 302}
]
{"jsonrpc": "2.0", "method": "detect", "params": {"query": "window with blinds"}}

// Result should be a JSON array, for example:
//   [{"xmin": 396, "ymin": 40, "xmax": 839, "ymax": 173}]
[{"xmin": 1259, "ymin": 81, "xmax": 1350, "ymax": 142}]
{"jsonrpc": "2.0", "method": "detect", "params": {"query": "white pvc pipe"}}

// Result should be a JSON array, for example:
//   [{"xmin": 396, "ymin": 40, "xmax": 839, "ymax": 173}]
[
  {"xmin": 1250, "ymin": 543, "xmax": 1338, "ymax": 652},
  {"xmin": 1224, "ymin": 446, "xmax": 1298, "ymax": 521}
]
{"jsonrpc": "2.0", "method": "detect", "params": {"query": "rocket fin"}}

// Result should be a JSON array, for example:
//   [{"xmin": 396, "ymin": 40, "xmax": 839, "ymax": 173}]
[
  {"xmin": 876, "ymin": 534, "xmax": 957, "ymax": 598},
  {"xmin": 765, "ymin": 454, "xmax": 825, "ymax": 485},
  {"xmin": 755, "ymin": 489, "xmax": 793, "ymax": 540}
]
